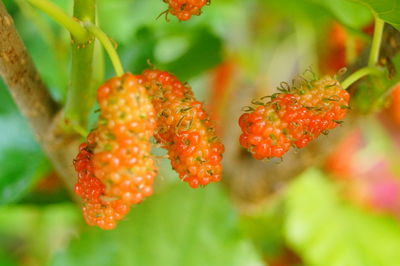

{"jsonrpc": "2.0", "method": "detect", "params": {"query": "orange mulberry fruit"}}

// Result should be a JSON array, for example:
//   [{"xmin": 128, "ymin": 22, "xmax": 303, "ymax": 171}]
[
  {"xmin": 74, "ymin": 73, "xmax": 157, "ymax": 230},
  {"xmin": 139, "ymin": 69, "xmax": 224, "ymax": 188}
]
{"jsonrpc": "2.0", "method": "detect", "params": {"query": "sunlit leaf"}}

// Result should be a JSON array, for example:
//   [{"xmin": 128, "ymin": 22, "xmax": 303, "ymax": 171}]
[
  {"xmin": 284, "ymin": 169, "xmax": 400, "ymax": 266},
  {"xmin": 349, "ymin": 0, "xmax": 400, "ymax": 30}
]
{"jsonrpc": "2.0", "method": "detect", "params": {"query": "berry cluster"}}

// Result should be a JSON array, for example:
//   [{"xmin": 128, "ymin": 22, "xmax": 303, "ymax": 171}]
[
  {"xmin": 163, "ymin": 0, "xmax": 210, "ymax": 21},
  {"xmin": 239, "ymin": 75, "xmax": 350, "ymax": 160},
  {"xmin": 139, "ymin": 70, "xmax": 224, "ymax": 188},
  {"xmin": 74, "ymin": 74, "xmax": 157, "ymax": 230}
]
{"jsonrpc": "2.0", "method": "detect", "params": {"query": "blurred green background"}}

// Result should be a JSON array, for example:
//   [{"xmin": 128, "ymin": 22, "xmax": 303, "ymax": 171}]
[{"xmin": 1, "ymin": 0, "xmax": 400, "ymax": 265}]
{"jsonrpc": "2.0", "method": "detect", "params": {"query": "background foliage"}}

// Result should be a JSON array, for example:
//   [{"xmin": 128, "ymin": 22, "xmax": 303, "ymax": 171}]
[{"xmin": 1, "ymin": 0, "xmax": 400, "ymax": 265}]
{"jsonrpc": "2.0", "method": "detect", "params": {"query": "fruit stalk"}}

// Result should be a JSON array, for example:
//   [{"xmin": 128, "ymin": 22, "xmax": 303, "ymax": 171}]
[
  {"xmin": 341, "ymin": 67, "xmax": 380, "ymax": 90},
  {"xmin": 85, "ymin": 23, "xmax": 124, "ymax": 76},
  {"xmin": 341, "ymin": 16, "xmax": 384, "ymax": 90},
  {"xmin": 368, "ymin": 17, "xmax": 384, "ymax": 67}
]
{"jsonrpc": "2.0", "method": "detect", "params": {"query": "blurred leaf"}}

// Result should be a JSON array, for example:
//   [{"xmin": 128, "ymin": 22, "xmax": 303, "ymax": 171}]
[
  {"xmin": 162, "ymin": 28, "xmax": 223, "ymax": 81},
  {"xmin": 0, "ymin": 249, "xmax": 18, "ymax": 266},
  {"xmin": 240, "ymin": 200, "xmax": 286, "ymax": 258},
  {"xmin": 155, "ymin": 35, "xmax": 190, "ymax": 63},
  {"xmin": 122, "ymin": 26, "xmax": 222, "ymax": 81},
  {"xmin": 316, "ymin": 0, "xmax": 372, "ymax": 29},
  {"xmin": 0, "ymin": 148, "xmax": 48, "ymax": 204},
  {"xmin": 284, "ymin": 169, "xmax": 400, "ymax": 266},
  {"xmin": 97, "ymin": 0, "xmax": 139, "ymax": 44},
  {"xmin": 3, "ymin": 1, "xmax": 18, "ymax": 15},
  {"xmin": 353, "ymin": 54, "xmax": 400, "ymax": 113},
  {"xmin": 0, "ymin": 85, "xmax": 48, "ymax": 204},
  {"xmin": 349, "ymin": 0, "xmax": 400, "ymax": 30},
  {"xmin": 270, "ymin": 0, "xmax": 372, "ymax": 29},
  {"xmin": 123, "ymin": 26, "xmax": 158, "ymax": 74},
  {"xmin": 52, "ymin": 184, "xmax": 263, "ymax": 266},
  {"xmin": 97, "ymin": 0, "xmax": 166, "ymax": 44},
  {"xmin": 96, "ymin": 0, "xmax": 224, "ymax": 80},
  {"xmin": 0, "ymin": 204, "xmax": 79, "ymax": 265}
]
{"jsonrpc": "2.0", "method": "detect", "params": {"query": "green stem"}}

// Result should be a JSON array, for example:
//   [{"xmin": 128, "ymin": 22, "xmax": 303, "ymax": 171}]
[
  {"xmin": 27, "ymin": 0, "xmax": 88, "ymax": 43},
  {"xmin": 368, "ymin": 16, "xmax": 384, "ymax": 67},
  {"xmin": 64, "ymin": 0, "xmax": 96, "ymax": 130},
  {"xmin": 85, "ymin": 23, "xmax": 124, "ymax": 76},
  {"xmin": 341, "ymin": 67, "xmax": 380, "ymax": 89},
  {"xmin": 91, "ymin": 38, "xmax": 105, "ymax": 90}
]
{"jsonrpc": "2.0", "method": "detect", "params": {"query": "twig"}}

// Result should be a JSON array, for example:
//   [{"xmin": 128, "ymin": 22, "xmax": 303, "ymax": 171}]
[{"xmin": 368, "ymin": 17, "xmax": 384, "ymax": 67}]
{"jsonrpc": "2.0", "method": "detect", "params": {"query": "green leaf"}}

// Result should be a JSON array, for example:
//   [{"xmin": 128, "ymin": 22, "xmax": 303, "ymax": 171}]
[
  {"xmin": 122, "ymin": 26, "xmax": 222, "ymax": 81},
  {"xmin": 239, "ymin": 201, "xmax": 287, "ymax": 259},
  {"xmin": 162, "ymin": 28, "xmax": 223, "ymax": 81},
  {"xmin": 349, "ymin": 0, "xmax": 400, "ymax": 30},
  {"xmin": 311, "ymin": 0, "xmax": 372, "ymax": 29},
  {"xmin": 0, "ymin": 249, "xmax": 18, "ymax": 266},
  {"xmin": 52, "ymin": 184, "xmax": 263, "ymax": 266},
  {"xmin": 0, "ymin": 148, "xmax": 48, "ymax": 204},
  {"xmin": 0, "ymin": 85, "xmax": 48, "ymax": 204},
  {"xmin": 284, "ymin": 169, "xmax": 400, "ymax": 266},
  {"xmin": 353, "ymin": 54, "xmax": 400, "ymax": 113},
  {"xmin": 123, "ymin": 26, "xmax": 158, "ymax": 74},
  {"xmin": 0, "ymin": 204, "xmax": 80, "ymax": 265}
]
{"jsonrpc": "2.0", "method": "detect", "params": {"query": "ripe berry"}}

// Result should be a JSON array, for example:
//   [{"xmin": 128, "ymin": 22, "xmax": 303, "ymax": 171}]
[
  {"xmin": 163, "ymin": 0, "xmax": 210, "ymax": 21},
  {"xmin": 139, "ymin": 69, "xmax": 224, "ymax": 188},
  {"xmin": 239, "ymin": 75, "xmax": 350, "ymax": 160},
  {"xmin": 74, "ymin": 73, "xmax": 157, "ymax": 230}
]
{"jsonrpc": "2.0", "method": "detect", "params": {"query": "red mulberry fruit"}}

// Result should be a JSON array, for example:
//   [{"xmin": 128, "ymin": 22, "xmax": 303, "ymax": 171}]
[
  {"xmin": 239, "ymin": 75, "xmax": 350, "ymax": 160},
  {"xmin": 163, "ymin": 0, "xmax": 210, "ymax": 21}
]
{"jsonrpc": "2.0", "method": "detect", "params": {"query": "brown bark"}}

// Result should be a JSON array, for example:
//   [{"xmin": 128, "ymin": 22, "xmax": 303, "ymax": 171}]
[
  {"xmin": 0, "ymin": 1, "xmax": 79, "ymax": 198},
  {"xmin": 0, "ymin": 0, "xmax": 57, "ymax": 140}
]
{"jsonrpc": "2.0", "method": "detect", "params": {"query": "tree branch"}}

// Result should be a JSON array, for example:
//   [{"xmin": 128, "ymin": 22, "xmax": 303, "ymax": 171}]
[
  {"xmin": 0, "ymin": 1, "xmax": 79, "ymax": 200},
  {"xmin": 0, "ymin": 1, "xmax": 57, "ymax": 140}
]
